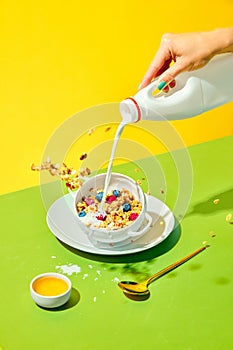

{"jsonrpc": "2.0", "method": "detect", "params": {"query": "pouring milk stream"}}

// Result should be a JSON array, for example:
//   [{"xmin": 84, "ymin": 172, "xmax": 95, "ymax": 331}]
[{"xmin": 100, "ymin": 53, "xmax": 233, "ymax": 212}]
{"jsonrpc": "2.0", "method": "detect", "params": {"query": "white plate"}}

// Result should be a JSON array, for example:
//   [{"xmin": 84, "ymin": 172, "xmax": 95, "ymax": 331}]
[{"xmin": 46, "ymin": 193, "xmax": 175, "ymax": 255}]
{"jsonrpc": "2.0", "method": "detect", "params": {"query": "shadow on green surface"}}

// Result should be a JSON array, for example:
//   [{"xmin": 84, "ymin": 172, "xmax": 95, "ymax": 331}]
[
  {"xmin": 59, "ymin": 219, "xmax": 181, "ymax": 264},
  {"xmin": 38, "ymin": 287, "xmax": 80, "ymax": 312},
  {"xmin": 187, "ymin": 188, "xmax": 233, "ymax": 216},
  {"xmin": 121, "ymin": 289, "xmax": 151, "ymax": 302},
  {"xmin": 214, "ymin": 277, "xmax": 231, "ymax": 285}
]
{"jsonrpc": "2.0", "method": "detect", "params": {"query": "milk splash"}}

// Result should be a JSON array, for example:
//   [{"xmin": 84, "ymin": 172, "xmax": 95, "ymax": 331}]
[{"xmin": 99, "ymin": 122, "xmax": 126, "ymax": 212}]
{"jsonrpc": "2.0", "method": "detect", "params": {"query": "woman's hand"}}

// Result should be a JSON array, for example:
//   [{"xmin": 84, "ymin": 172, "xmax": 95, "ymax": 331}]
[{"xmin": 139, "ymin": 28, "xmax": 233, "ymax": 92}]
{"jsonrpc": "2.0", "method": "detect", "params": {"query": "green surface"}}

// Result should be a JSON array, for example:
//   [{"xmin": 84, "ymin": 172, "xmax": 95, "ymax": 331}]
[{"xmin": 1, "ymin": 136, "xmax": 233, "ymax": 350}]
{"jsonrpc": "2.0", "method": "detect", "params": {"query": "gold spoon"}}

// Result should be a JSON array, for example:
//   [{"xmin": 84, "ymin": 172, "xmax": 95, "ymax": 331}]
[{"xmin": 118, "ymin": 245, "xmax": 208, "ymax": 295}]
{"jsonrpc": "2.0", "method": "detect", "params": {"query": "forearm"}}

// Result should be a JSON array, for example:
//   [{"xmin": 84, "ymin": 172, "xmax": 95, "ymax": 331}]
[{"xmin": 210, "ymin": 27, "xmax": 233, "ymax": 55}]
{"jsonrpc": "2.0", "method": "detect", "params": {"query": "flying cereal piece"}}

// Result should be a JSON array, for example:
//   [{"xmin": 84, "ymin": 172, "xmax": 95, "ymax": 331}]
[
  {"xmin": 80, "ymin": 153, "xmax": 87, "ymax": 161},
  {"xmin": 88, "ymin": 128, "xmax": 95, "ymax": 136},
  {"xmin": 213, "ymin": 199, "xmax": 220, "ymax": 204},
  {"xmin": 31, "ymin": 158, "xmax": 91, "ymax": 190},
  {"xmin": 105, "ymin": 126, "xmax": 111, "ymax": 132},
  {"xmin": 79, "ymin": 167, "xmax": 91, "ymax": 177},
  {"xmin": 31, "ymin": 159, "xmax": 61, "ymax": 176},
  {"xmin": 31, "ymin": 163, "xmax": 41, "ymax": 171}
]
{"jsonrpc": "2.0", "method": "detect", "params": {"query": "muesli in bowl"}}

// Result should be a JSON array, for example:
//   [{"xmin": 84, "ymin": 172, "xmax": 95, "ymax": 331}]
[{"xmin": 73, "ymin": 173, "xmax": 152, "ymax": 246}]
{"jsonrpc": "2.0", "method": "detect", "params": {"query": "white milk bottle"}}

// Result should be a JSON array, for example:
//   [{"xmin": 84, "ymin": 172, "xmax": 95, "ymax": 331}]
[{"xmin": 120, "ymin": 53, "xmax": 233, "ymax": 123}]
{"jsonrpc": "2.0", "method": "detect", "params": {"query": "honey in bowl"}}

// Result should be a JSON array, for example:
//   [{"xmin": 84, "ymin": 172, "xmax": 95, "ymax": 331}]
[{"xmin": 33, "ymin": 276, "xmax": 68, "ymax": 296}]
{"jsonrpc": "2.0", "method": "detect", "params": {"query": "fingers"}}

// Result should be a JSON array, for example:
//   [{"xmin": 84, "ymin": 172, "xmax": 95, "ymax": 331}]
[
  {"xmin": 162, "ymin": 80, "xmax": 176, "ymax": 93},
  {"xmin": 157, "ymin": 59, "xmax": 189, "ymax": 87},
  {"xmin": 139, "ymin": 62, "xmax": 161, "ymax": 89},
  {"xmin": 140, "ymin": 47, "xmax": 171, "ymax": 89}
]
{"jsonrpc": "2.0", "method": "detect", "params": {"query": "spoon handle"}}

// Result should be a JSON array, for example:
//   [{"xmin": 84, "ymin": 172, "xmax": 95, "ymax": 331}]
[{"xmin": 146, "ymin": 245, "xmax": 207, "ymax": 286}]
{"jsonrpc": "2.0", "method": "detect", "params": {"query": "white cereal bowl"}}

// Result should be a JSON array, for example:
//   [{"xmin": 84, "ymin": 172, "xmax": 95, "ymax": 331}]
[
  {"xmin": 72, "ymin": 173, "xmax": 152, "ymax": 246},
  {"xmin": 30, "ymin": 272, "xmax": 72, "ymax": 308}
]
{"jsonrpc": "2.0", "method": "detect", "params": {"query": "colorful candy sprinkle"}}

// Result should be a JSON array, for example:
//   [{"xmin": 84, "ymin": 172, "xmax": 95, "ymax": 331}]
[{"xmin": 78, "ymin": 211, "xmax": 86, "ymax": 217}]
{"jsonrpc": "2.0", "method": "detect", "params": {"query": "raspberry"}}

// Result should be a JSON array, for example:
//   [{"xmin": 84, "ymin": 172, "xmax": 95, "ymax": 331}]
[
  {"xmin": 96, "ymin": 213, "xmax": 106, "ymax": 221},
  {"xmin": 129, "ymin": 213, "xmax": 139, "ymax": 221},
  {"xmin": 85, "ymin": 197, "xmax": 94, "ymax": 206},
  {"xmin": 106, "ymin": 195, "xmax": 116, "ymax": 204}
]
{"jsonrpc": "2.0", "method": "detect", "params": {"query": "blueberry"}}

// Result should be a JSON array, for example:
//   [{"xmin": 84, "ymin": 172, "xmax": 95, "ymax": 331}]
[
  {"xmin": 113, "ymin": 189, "xmax": 120, "ymax": 197},
  {"xmin": 95, "ymin": 191, "xmax": 104, "ymax": 202},
  {"xmin": 123, "ymin": 203, "xmax": 131, "ymax": 212},
  {"xmin": 78, "ymin": 210, "xmax": 86, "ymax": 217}
]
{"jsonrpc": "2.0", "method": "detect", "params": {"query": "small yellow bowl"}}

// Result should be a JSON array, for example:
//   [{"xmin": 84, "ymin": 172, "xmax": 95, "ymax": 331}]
[{"xmin": 30, "ymin": 272, "xmax": 71, "ymax": 308}]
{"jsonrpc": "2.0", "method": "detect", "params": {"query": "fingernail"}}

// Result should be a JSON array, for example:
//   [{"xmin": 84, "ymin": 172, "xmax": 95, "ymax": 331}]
[
  {"xmin": 152, "ymin": 88, "xmax": 160, "ymax": 96},
  {"xmin": 157, "ymin": 81, "xmax": 167, "ymax": 90},
  {"xmin": 169, "ymin": 80, "xmax": 176, "ymax": 88}
]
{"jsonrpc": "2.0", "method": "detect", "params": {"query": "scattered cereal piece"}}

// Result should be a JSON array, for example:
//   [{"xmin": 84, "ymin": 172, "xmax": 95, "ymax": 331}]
[
  {"xmin": 209, "ymin": 230, "xmax": 216, "ymax": 237},
  {"xmin": 134, "ymin": 168, "xmax": 139, "ymax": 173},
  {"xmin": 137, "ymin": 180, "xmax": 142, "ymax": 185},
  {"xmin": 78, "ymin": 211, "xmax": 86, "ymax": 217},
  {"xmin": 160, "ymin": 188, "xmax": 165, "ymax": 194},
  {"xmin": 80, "ymin": 153, "xmax": 87, "ymax": 161},
  {"xmin": 213, "ymin": 199, "xmax": 220, "ymax": 204},
  {"xmin": 226, "ymin": 213, "xmax": 232, "ymax": 222},
  {"xmin": 105, "ymin": 126, "xmax": 111, "ymax": 132}
]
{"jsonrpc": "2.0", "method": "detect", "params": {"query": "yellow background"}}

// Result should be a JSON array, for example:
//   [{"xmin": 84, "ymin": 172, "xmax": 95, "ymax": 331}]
[{"xmin": 0, "ymin": 0, "xmax": 232, "ymax": 194}]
